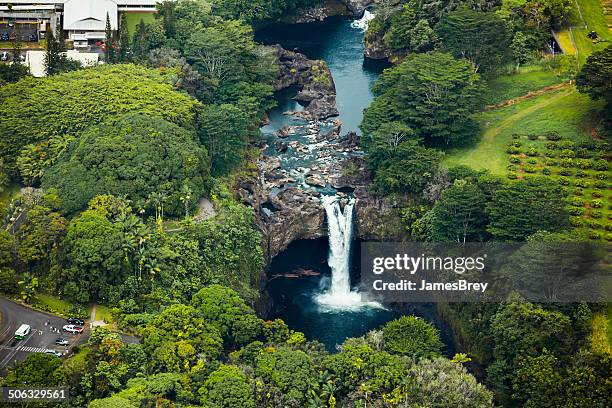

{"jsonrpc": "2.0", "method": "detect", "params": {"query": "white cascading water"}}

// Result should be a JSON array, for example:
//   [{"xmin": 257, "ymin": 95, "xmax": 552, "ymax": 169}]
[
  {"xmin": 316, "ymin": 195, "xmax": 378, "ymax": 310},
  {"xmin": 350, "ymin": 10, "xmax": 375, "ymax": 31}
]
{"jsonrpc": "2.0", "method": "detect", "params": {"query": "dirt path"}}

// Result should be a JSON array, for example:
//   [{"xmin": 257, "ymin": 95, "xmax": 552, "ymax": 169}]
[
  {"xmin": 484, "ymin": 89, "xmax": 573, "ymax": 140},
  {"xmin": 484, "ymin": 83, "xmax": 571, "ymax": 111}
]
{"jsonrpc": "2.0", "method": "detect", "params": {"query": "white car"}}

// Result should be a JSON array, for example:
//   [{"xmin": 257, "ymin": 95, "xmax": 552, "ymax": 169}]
[
  {"xmin": 0, "ymin": 51, "xmax": 9, "ymax": 62},
  {"xmin": 62, "ymin": 324, "xmax": 83, "ymax": 334},
  {"xmin": 44, "ymin": 349, "xmax": 63, "ymax": 357}
]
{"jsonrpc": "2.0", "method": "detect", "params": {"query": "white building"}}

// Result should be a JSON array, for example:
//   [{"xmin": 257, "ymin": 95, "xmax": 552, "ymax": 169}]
[{"xmin": 0, "ymin": 0, "xmax": 159, "ymax": 45}]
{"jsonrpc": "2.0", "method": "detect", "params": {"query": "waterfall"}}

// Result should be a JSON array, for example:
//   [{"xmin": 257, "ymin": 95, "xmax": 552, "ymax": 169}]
[
  {"xmin": 351, "ymin": 10, "xmax": 375, "ymax": 31},
  {"xmin": 316, "ymin": 195, "xmax": 371, "ymax": 310}
]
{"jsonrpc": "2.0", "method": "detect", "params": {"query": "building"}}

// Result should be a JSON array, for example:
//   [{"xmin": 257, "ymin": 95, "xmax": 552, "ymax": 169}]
[{"xmin": 0, "ymin": 0, "xmax": 159, "ymax": 47}]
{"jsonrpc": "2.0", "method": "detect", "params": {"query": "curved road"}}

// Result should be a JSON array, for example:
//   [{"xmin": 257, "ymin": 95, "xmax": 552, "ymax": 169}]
[{"xmin": 0, "ymin": 296, "xmax": 85, "ymax": 372}]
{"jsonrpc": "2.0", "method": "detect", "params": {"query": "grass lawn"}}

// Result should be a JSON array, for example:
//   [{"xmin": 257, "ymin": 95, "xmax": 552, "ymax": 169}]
[
  {"xmin": 444, "ymin": 88, "xmax": 600, "ymax": 175},
  {"xmin": 555, "ymin": 29, "xmax": 576, "ymax": 54},
  {"xmin": 482, "ymin": 67, "xmax": 563, "ymax": 105},
  {"xmin": 572, "ymin": 0, "xmax": 611, "ymax": 64},
  {"xmin": 608, "ymin": 303, "xmax": 612, "ymax": 348},
  {"xmin": 34, "ymin": 294, "xmax": 75, "ymax": 317},
  {"xmin": 0, "ymin": 184, "xmax": 19, "ymax": 209},
  {"xmin": 123, "ymin": 12, "xmax": 156, "ymax": 39},
  {"xmin": 95, "ymin": 304, "xmax": 115, "ymax": 324}
]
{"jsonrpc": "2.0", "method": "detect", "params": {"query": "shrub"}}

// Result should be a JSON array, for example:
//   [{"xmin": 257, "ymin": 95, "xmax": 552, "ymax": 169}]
[
  {"xmin": 560, "ymin": 149, "xmax": 575, "ymax": 158},
  {"xmin": 546, "ymin": 131, "xmax": 561, "ymax": 141},
  {"xmin": 589, "ymin": 231, "xmax": 601, "ymax": 240},
  {"xmin": 506, "ymin": 146, "xmax": 521, "ymax": 154},
  {"xmin": 593, "ymin": 159, "xmax": 609, "ymax": 171},
  {"xmin": 542, "ymin": 168, "xmax": 551, "ymax": 175},
  {"xmin": 593, "ymin": 180, "xmax": 607, "ymax": 189},
  {"xmin": 546, "ymin": 142, "xmax": 560, "ymax": 150},
  {"xmin": 574, "ymin": 179, "xmax": 591, "ymax": 188},
  {"xmin": 590, "ymin": 210, "xmax": 602, "ymax": 218},
  {"xmin": 575, "ymin": 159, "xmax": 591, "ymax": 169},
  {"xmin": 528, "ymin": 134, "xmax": 539, "ymax": 140},
  {"xmin": 559, "ymin": 168, "xmax": 573, "ymax": 176},
  {"xmin": 596, "ymin": 172, "xmax": 608, "ymax": 180},
  {"xmin": 545, "ymin": 158, "xmax": 558, "ymax": 166},
  {"xmin": 590, "ymin": 199, "xmax": 603, "ymax": 208},
  {"xmin": 507, "ymin": 172, "xmax": 518, "ymax": 180},
  {"xmin": 507, "ymin": 165, "xmax": 517, "ymax": 172},
  {"xmin": 569, "ymin": 197, "xmax": 584, "ymax": 207},
  {"xmin": 511, "ymin": 133, "xmax": 521, "ymax": 140},
  {"xmin": 558, "ymin": 140, "xmax": 576, "ymax": 150},
  {"xmin": 544, "ymin": 150, "xmax": 557, "ymax": 158},
  {"xmin": 605, "ymin": 223, "xmax": 612, "ymax": 232},
  {"xmin": 575, "ymin": 148, "xmax": 591, "ymax": 158},
  {"xmin": 560, "ymin": 158, "xmax": 574, "ymax": 168},
  {"xmin": 591, "ymin": 191, "xmax": 603, "ymax": 198},
  {"xmin": 566, "ymin": 207, "xmax": 585, "ymax": 216},
  {"xmin": 586, "ymin": 219, "xmax": 602, "ymax": 229},
  {"xmin": 605, "ymin": 233, "xmax": 612, "ymax": 242},
  {"xmin": 523, "ymin": 165, "xmax": 537, "ymax": 173},
  {"xmin": 575, "ymin": 170, "xmax": 586, "ymax": 178},
  {"xmin": 569, "ymin": 216, "xmax": 583, "ymax": 227},
  {"xmin": 527, "ymin": 158, "xmax": 538, "ymax": 165},
  {"xmin": 509, "ymin": 155, "xmax": 521, "ymax": 164},
  {"xmin": 559, "ymin": 177, "xmax": 571, "ymax": 186},
  {"xmin": 573, "ymin": 188, "xmax": 584, "ymax": 196},
  {"xmin": 526, "ymin": 147, "xmax": 539, "ymax": 157},
  {"xmin": 511, "ymin": 140, "xmax": 522, "ymax": 147}
]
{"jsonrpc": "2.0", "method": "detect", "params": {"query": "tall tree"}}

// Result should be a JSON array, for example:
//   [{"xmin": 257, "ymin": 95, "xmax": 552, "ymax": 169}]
[
  {"xmin": 435, "ymin": 9, "xmax": 511, "ymax": 76},
  {"xmin": 131, "ymin": 19, "xmax": 149, "ymax": 61},
  {"xmin": 487, "ymin": 177, "xmax": 568, "ymax": 241},
  {"xmin": 105, "ymin": 12, "xmax": 116, "ymax": 63},
  {"xmin": 361, "ymin": 52, "xmax": 484, "ymax": 146},
  {"xmin": 118, "ymin": 13, "xmax": 131, "ymax": 62},
  {"xmin": 576, "ymin": 45, "xmax": 612, "ymax": 103}
]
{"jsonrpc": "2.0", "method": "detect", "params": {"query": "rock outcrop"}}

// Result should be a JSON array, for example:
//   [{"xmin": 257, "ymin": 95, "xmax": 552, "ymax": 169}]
[
  {"xmin": 364, "ymin": 31, "xmax": 391, "ymax": 60},
  {"xmin": 274, "ymin": 46, "xmax": 338, "ymax": 121},
  {"xmin": 280, "ymin": 0, "xmax": 373, "ymax": 23},
  {"xmin": 342, "ymin": 0, "xmax": 374, "ymax": 16}
]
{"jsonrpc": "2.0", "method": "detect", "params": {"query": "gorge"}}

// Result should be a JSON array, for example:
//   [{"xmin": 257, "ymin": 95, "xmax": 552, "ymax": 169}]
[{"xmin": 254, "ymin": 12, "xmax": 448, "ymax": 350}]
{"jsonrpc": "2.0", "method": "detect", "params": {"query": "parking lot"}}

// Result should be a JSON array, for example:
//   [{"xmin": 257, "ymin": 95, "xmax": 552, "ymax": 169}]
[
  {"xmin": 0, "ymin": 297, "xmax": 85, "ymax": 372},
  {"xmin": 0, "ymin": 22, "xmax": 40, "ymax": 43}
]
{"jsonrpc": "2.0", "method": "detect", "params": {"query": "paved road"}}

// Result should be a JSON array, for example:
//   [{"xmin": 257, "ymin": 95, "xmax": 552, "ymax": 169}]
[{"xmin": 0, "ymin": 297, "xmax": 84, "ymax": 372}]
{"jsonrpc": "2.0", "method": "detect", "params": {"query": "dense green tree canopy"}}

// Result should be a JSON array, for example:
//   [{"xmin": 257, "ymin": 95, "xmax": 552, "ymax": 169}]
[
  {"xmin": 0, "ymin": 64, "xmax": 199, "ymax": 178},
  {"xmin": 42, "ymin": 114, "xmax": 210, "ymax": 216},
  {"xmin": 382, "ymin": 316, "xmax": 444, "ymax": 358},
  {"xmin": 487, "ymin": 177, "xmax": 568, "ymax": 241},
  {"xmin": 576, "ymin": 45, "xmax": 612, "ymax": 103},
  {"xmin": 362, "ymin": 52, "xmax": 484, "ymax": 146},
  {"xmin": 435, "ymin": 9, "xmax": 511, "ymax": 76},
  {"xmin": 197, "ymin": 104, "xmax": 252, "ymax": 176}
]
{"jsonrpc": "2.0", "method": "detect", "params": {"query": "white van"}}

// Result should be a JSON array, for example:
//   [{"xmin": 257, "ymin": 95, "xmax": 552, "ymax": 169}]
[{"xmin": 14, "ymin": 324, "xmax": 31, "ymax": 340}]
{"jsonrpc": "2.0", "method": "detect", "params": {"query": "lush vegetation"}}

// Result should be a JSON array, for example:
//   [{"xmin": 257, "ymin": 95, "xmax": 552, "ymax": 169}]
[
  {"xmin": 0, "ymin": 0, "xmax": 609, "ymax": 407},
  {"xmin": 2, "ymin": 285, "xmax": 495, "ymax": 408}
]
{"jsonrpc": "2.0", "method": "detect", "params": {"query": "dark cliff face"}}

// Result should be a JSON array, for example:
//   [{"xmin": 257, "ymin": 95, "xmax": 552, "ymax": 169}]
[
  {"xmin": 279, "ymin": 0, "xmax": 374, "ymax": 24},
  {"xmin": 273, "ymin": 46, "xmax": 339, "ymax": 121}
]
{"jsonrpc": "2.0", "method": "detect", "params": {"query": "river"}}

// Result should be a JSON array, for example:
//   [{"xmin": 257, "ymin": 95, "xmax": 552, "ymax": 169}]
[{"xmin": 256, "ymin": 16, "xmax": 451, "ymax": 351}]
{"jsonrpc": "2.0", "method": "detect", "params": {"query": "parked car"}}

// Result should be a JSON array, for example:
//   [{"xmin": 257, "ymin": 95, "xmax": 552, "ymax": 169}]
[
  {"xmin": 62, "ymin": 325, "xmax": 83, "ymax": 334},
  {"xmin": 67, "ymin": 317, "xmax": 85, "ymax": 326},
  {"xmin": 0, "ymin": 32, "xmax": 9, "ymax": 41},
  {"xmin": 28, "ymin": 34, "xmax": 38, "ymax": 42},
  {"xmin": 0, "ymin": 51, "xmax": 9, "ymax": 62},
  {"xmin": 44, "ymin": 349, "xmax": 63, "ymax": 357},
  {"xmin": 55, "ymin": 338, "xmax": 69, "ymax": 346}
]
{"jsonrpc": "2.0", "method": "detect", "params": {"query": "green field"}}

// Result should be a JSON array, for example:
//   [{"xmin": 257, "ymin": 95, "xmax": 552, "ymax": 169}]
[
  {"xmin": 572, "ymin": 0, "xmax": 611, "ymax": 64},
  {"xmin": 34, "ymin": 294, "xmax": 75, "ymax": 317},
  {"xmin": 482, "ymin": 67, "xmax": 564, "ymax": 105},
  {"xmin": 444, "ymin": 88, "xmax": 602, "ymax": 175},
  {"xmin": 123, "ymin": 11, "xmax": 156, "ymax": 38}
]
